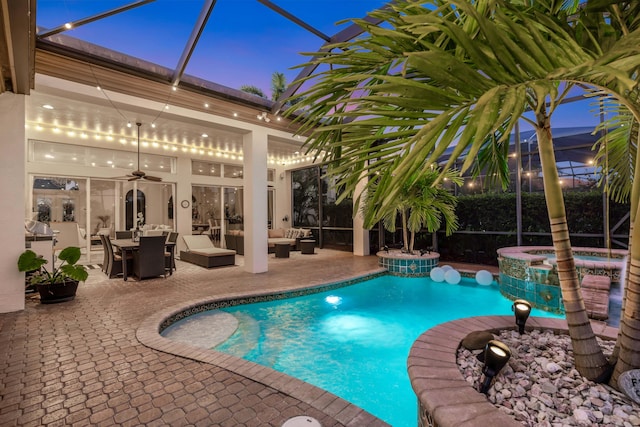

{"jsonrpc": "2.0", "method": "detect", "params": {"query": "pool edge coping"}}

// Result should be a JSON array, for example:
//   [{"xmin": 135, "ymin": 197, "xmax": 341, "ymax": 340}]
[{"xmin": 136, "ymin": 268, "xmax": 391, "ymax": 427}]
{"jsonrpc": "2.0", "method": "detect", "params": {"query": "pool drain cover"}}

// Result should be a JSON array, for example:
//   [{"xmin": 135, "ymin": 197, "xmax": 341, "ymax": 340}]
[{"xmin": 281, "ymin": 415, "xmax": 322, "ymax": 427}]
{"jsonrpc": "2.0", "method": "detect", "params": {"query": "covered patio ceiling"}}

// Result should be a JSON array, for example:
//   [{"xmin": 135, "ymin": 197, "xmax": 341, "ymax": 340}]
[{"xmin": 2, "ymin": 1, "xmax": 389, "ymax": 162}]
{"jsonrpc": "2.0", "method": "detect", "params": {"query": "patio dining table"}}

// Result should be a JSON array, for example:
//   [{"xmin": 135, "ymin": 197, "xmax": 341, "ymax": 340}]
[{"xmin": 111, "ymin": 238, "xmax": 176, "ymax": 281}]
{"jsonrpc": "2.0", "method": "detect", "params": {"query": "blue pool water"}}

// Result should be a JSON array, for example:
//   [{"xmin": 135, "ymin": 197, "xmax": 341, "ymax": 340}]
[
  {"xmin": 544, "ymin": 254, "xmax": 623, "ymax": 263},
  {"xmin": 164, "ymin": 275, "xmax": 562, "ymax": 427}
]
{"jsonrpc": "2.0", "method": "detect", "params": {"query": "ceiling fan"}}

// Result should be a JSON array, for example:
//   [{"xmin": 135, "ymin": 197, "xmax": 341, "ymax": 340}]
[{"xmin": 125, "ymin": 122, "xmax": 161, "ymax": 182}]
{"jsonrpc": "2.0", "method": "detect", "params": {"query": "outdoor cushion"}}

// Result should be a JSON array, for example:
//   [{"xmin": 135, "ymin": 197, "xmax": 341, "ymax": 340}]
[
  {"xmin": 268, "ymin": 228, "xmax": 285, "ymax": 238},
  {"xmin": 268, "ymin": 237, "xmax": 296, "ymax": 247},
  {"xmin": 191, "ymin": 247, "xmax": 236, "ymax": 257},
  {"xmin": 183, "ymin": 235, "xmax": 216, "ymax": 250}
]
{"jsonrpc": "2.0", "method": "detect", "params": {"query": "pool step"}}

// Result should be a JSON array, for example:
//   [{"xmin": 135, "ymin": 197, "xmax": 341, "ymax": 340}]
[{"xmin": 581, "ymin": 274, "xmax": 611, "ymax": 321}]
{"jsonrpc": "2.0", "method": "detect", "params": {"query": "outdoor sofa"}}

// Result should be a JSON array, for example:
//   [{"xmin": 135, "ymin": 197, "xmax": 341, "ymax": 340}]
[{"xmin": 224, "ymin": 228, "xmax": 313, "ymax": 255}]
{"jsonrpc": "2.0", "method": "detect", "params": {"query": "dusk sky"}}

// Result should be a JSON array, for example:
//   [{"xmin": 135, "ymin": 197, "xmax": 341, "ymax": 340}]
[
  {"xmin": 37, "ymin": 1, "xmax": 388, "ymax": 98},
  {"xmin": 36, "ymin": 1, "xmax": 601, "ymax": 131}
]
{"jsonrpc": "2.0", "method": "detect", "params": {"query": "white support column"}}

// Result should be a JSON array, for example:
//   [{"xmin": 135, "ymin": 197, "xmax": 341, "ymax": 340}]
[
  {"xmin": 243, "ymin": 130, "xmax": 268, "ymax": 273},
  {"xmin": 175, "ymin": 156, "xmax": 193, "ymax": 255},
  {"xmin": 0, "ymin": 93, "xmax": 26, "ymax": 312},
  {"xmin": 353, "ymin": 176, "xmax": 370, "ymax": 256}
]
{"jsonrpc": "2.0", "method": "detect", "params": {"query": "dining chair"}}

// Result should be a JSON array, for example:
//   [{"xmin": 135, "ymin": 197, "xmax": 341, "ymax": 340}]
[
  {"xmin": 115, "ymin": 230, "xmax": 133, "ymax": 239},
  {"xmin": 165, "ymin": 232, "xmax": 178, "ymax": 274},
  {"xmin": 99, "ymin": 235, "xmax": 109, "ymax": 273},
  {"xmin": 207, "ymin": 219, "xmax": 221, "ymax": 245},
  {"xmin": 132, "ymin": 236, "xmax": 167, "ymax": 280},
  {"xmin": 105, "ymin": 237, "xmax": 132, "ymax": 278}
]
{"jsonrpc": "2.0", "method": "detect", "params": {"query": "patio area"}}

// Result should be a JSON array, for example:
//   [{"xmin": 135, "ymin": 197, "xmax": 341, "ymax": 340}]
[{"xmin": 0, "ymin": 249, "xmax": 391, "ymax": 426}]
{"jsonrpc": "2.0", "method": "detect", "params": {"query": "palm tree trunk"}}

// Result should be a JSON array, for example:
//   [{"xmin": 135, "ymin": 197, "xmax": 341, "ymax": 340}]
[
  {"xmin": 610, "ymin": 131, "xmax": 640, "ymax": 387},
  {"xmin": 536, "ymin": 117, "xmax": 611, "ymax": 381},
  {"xmin": 409, "ymin": 231, "xmax": 415, "ymax": 254},
  {"xmin": 610, "ymin": 205, "xmax": 640, "ymax": 386},
  {"xmin": 402, "ymin": 210, "xmax": 409, "ymax": 252}
]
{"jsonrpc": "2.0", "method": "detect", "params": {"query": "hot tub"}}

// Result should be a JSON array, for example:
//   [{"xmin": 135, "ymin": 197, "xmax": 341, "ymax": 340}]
[{"xmin": 496, "ymin": 246, "xmax": 626, "ymax": 314}]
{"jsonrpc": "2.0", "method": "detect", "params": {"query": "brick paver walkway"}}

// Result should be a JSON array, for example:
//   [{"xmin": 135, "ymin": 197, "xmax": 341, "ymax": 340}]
[{"xmin": 0, "ymin": 249, "xmax": 388, "ymax": 427}]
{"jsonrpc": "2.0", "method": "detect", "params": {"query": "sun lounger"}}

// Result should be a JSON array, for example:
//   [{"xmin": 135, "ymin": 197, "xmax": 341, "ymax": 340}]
[{"xmin": 181, "ymin": 235, "xmax": 236, "ymax": 268}]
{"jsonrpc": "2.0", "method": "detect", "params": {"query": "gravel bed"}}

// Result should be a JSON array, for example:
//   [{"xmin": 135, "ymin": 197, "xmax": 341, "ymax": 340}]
[{"xmin": 457, "ymin": 329, "xmax": 640, "ymax": 426}]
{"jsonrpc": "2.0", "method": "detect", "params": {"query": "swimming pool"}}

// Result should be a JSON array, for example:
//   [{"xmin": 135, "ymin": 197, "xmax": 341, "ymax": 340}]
[{"xmin": 162, "ymin": 274, "xmax": 562, "ymax": 427}]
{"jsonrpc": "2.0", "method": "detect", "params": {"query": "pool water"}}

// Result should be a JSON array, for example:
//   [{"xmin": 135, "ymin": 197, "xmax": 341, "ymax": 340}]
[
  {"xmin": 163, "ymin": 275, "xmax": 562, "ymax": 427},
  {"xmin": 543, "ymin": 254, "xmax": 623, "ymax": 263}
]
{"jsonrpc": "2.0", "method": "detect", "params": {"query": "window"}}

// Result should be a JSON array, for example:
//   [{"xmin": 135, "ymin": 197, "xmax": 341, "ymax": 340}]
[
  {"xmin": 192, "ymin": 160, "xmax": 222, "ymax": 177},
  {"xmin": 224, "ymin": 164, "xmax": 243, "ymax": 179}
]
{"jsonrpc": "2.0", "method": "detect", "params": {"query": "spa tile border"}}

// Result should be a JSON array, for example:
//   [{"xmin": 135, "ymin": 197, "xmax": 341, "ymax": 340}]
[
  {"xmin": 407, "ymin": 315, "xmax": 618, "ymax": 427},
  {"xmin": 137, "ymin": 270, "xmax": 390, "ymax": 427}
]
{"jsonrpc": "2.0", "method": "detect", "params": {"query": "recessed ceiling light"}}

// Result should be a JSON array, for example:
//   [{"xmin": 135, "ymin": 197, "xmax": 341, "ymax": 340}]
[
  {"xmin": 44, "ymin": 154, "xmax": 55, "ymax": 159},
  {"xmin": 201, "ymin": 133, "xmax": 208, "ymax": 138},
  {"xmin": 64, "ymin": 23, "xmax": 72, "ymax": 29},
  {"xmin": 204, "ymin": 103, "xmax": 209, "ymax": 108},
  {"xmin": 42, "ymin": 104, "xmax": 54, "ymax": 110},
  {"xmin": 233, "ymin": 112, "xmax": 238, "ymax": 117}
]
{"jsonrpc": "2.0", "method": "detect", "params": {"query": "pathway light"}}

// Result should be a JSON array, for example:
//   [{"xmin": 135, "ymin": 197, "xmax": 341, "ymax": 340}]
[
  {"xmin": 479, "ymin": 340, "xmax": 511, "ymax": 394},
  {"xmin": 513, "ymin": 299, "xmax": 532, "ymax": 334}
]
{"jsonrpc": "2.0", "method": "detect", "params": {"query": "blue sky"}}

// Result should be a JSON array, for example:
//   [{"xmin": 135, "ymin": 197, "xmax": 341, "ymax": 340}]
[
  {"xmin": 36, "ymin": 1, "xmax": 602, "ymax": 132},
  {"xmin": 37, "ymin": 0, "xmax": 388, "ymax": 98}
]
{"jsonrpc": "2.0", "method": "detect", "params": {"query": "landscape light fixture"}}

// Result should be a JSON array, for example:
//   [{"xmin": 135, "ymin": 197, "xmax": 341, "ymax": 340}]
[
  {"xmin": 479, "ymin": 340, "xmax": 511, "ymax": 394},
  {"xmin": 512, "ymin": 299, "xmax": 532, "ymax": 334}
]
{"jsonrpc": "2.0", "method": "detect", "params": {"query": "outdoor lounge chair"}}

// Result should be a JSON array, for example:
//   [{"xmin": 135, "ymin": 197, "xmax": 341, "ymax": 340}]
[{"xmin": 181, "ymin": 235, "xmax": 236, "ymax": 268}]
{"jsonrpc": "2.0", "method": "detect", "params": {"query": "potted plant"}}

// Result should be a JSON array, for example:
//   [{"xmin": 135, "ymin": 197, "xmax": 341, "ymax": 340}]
[{"xmin": 18, "ymin": 246, "xmax": 89, "ymax": 304}]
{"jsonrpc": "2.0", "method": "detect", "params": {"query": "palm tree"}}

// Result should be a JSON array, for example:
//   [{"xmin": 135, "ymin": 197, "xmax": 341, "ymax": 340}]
[
  {"xmin": 284, "ymin": 0, "xmax": 640, "ymax": 383},
  {"xmin": 363, "ymin": 166, "xmax": 461, "ymax": 253},
  {"xmin": 239, "ymin": 84, "xmax": 266, "ymax": 98},
  {"xmin": 271, "ymin": 71, "xmax": 305, "ymax": 106},
  {"xmin": 593, "ymin": 91, "xmax": 640, "ymax": 386},
  {"xmin": 271, "ymin": 71, "xmax": 287, "ymax": 101}
]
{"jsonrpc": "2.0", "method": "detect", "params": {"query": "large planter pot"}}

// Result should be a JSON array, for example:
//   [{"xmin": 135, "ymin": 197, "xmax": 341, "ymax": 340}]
[
  {"xmin": 377, "ymin": 249, "xmax": 440, "ymax": 276},
  {"xmin": 36, "ymin": 280, "xmax": 79, "ymax": 304}
]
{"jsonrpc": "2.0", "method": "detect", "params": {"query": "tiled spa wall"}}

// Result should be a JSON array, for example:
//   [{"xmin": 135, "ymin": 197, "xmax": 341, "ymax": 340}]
[{"xmin": 377, "ymin": 253, "xmax": 440, "ymax": 277}]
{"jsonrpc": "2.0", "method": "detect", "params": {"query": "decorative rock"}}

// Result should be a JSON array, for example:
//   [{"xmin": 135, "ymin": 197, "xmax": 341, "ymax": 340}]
[
  {"xmin": 440, "ymin": 264, "xmax": 453, "ymax": 271},
  {"xmin": 456, "ymin": 329, "xmax": 640, "ymax": 426},
  {"xmin": 461, "ymin": 331, "xmax": 494, "ymax": 350},
  {"xmin": 444, "ymin": 269, "xmax": 461, "ymax": 284},
  {"xmin": 540, "ymin": 382, "xmax": 557, "ymax": 394},
  {"xmin": 545, "ymin": 362, "xmax": 561, "ymax": 373},
  {"xmin": 573, "ymin": 408, "xmax": 592, "ymax": 425}
]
